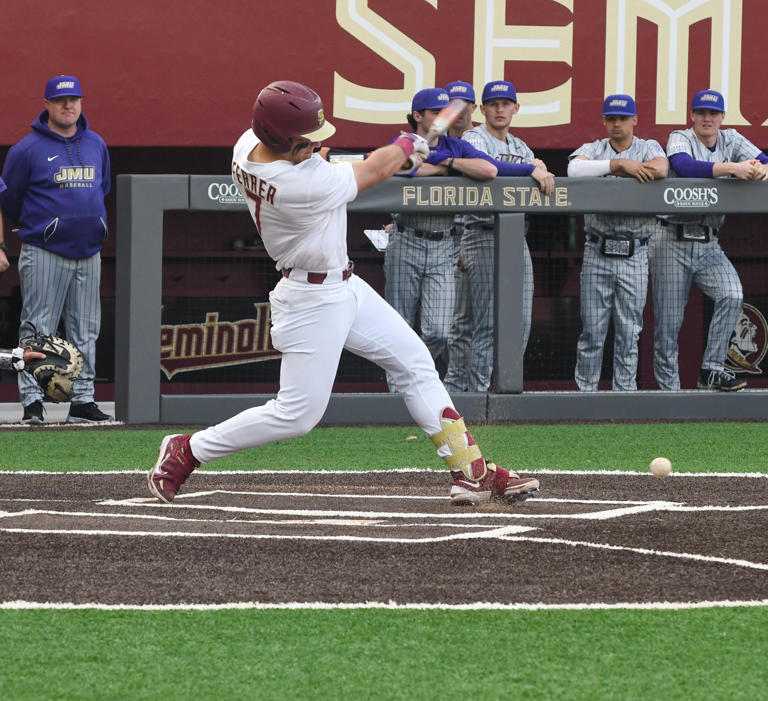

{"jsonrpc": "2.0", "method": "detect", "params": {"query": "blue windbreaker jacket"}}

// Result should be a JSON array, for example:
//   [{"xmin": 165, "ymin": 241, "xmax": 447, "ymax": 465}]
[{"xmin": 0, "ymin": 111, "xmax": 110, "ymax": 259}]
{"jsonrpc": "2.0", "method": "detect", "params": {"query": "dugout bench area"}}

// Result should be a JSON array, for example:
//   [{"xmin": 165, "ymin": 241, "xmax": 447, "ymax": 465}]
[{"xmin": 115, "ymin": 174, "xmax": 768, "ymax": 424}]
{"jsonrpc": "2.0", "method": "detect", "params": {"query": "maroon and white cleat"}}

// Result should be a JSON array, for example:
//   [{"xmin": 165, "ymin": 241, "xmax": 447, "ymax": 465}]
[
  {"xmin": 147, "ymin": 434, "xmax": 200, "ymax": 503},
  {"xmin": 450, "ymin": 462, "xmax": 539, "ymax": 505},
  {"xmin": 433, "ymin": 407, "xmax": 539, "ymax": 505}
]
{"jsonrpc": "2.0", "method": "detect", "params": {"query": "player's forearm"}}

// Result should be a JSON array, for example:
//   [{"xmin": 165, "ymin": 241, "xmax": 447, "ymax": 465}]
[
  {"xmin": 567, "ymin": 159, "xmax": 611, "ymax": 177},
  {"xmin": 352, "ymin": 143, "xmax": 412, "ymax": 190},
  {"xmin": 492, "ymin": 159, "xmax": 535, "ymax": 177},
  {"xmin": 669, "ymin": 153, "xmax": 714, "ymax": 177},
  {"xmin": 452, "ymin": 158, "xmax": 497, "ymax": 180},
  {"xmin": 644, "ymin": 157, "xmax": 669, "ymax": 179}
]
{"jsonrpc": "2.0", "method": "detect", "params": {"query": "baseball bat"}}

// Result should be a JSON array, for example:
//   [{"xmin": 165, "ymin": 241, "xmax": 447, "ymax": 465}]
[
  {"xmin": 402, "ymin": 98, "xmax": 467, "ymax": 170},
  {"xmin": 425, "ymin": 98, "xmax": 468, "ymax": 144}
]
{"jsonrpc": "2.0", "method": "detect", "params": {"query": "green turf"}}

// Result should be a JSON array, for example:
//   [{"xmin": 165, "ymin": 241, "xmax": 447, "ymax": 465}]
[
  {"xmin": 1, "ymin": 422, "xmax": 766, "ymax": 472},
  {"xmin": 1, "ymin": 423, "xmax": 766, "ymax": 699},
  {"xmin": 1, "ymin": 608, "xmax": 766, "ymax": 700}
]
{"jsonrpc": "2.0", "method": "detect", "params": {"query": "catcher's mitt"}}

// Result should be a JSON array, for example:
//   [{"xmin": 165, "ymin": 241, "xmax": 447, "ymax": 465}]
[{"xmin": 20, "ymin": 333, "xmax": 84, "ymax": 402}]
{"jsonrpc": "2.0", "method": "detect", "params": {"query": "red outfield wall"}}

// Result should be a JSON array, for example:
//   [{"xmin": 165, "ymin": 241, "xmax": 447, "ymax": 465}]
[{"xmin": 2, "ymin": 0, "xmax": 766, "ymax": 148}]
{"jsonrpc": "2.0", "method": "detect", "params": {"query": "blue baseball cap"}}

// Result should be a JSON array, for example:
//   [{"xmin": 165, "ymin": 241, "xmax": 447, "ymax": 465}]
[
  {"xmin": 602, "ymin": 94, "xmax": 636, "ymax": 116},
  {"xmin": 445, "ymin": 81, "xmax": 475, "ymax": 103},
  {"xmin": 691, "ymin": 89, "xmax": 725, "ymax": 112},
  {"xmin": 481, "ymin": 80, "xmax": 517, "ymax": 103},
  {"xmin": 45, "ymin": 75, "xmax": 82, "ymax": 100},
  {"xmin": 411, "ymin": 88, "xmax": 450, "ymax": 112}
]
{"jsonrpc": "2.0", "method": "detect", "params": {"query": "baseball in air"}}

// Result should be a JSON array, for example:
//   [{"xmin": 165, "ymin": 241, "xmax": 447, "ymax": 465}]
[
  {"xmin": 649, "ymin": 457, "xmax": 672, "ymax": 478},
  {"xmin": 232, "ymin": 239, "xmax": 245, "ymax": 251}
]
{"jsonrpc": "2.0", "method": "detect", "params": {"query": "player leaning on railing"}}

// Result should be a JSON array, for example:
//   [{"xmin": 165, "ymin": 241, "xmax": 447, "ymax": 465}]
[{"xmin": 147, "ymin": 80, "xmax": 539, "ymax": 507}]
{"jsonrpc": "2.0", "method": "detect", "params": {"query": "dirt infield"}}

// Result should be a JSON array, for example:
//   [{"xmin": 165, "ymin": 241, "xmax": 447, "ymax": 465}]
[{"xmin": 1, "ymin": 470, "xmax": 766, "ymax": 606}]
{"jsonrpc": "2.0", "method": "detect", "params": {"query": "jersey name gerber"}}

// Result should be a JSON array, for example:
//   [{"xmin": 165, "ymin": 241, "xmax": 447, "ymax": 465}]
[{"xmin": 232, "ymin": 161, "xmax": 277, "ymax": 207}]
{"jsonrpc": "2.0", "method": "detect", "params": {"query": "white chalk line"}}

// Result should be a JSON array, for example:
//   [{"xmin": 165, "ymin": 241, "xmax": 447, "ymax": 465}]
[
  {"xmin": 0, "ymin": 524, "xmax": 535, "ymax": 544},
  {"xmin": 170, "ymin": 489, "xmax": 655, "ymax": 506},
  {"xmin": 96, "ymin": 499, "xmax": 684, "ymax": 522},
  {"xmin": 0, "ymin": 508, "xmax": 509, "ymax": 530},
  {"xmin": 499, "ymin": 535, "xmax": 768, "ymax": 572},
  {"xmin": 1, "ymin": 599, "xmax": 767, "ymax": 612},
  {"xmin": 0, "ymin": 468, "xmax": 767, "ymax": 478}
]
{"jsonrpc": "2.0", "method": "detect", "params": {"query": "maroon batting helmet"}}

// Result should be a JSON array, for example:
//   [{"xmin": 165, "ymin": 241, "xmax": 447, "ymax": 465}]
[{"xmin": 252, "ymin": 81, "xmax": 336, "ymax": 153}]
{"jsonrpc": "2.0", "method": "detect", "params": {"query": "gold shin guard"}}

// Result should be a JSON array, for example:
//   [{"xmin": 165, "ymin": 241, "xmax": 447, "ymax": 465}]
[{"xmin": 430, "ymin": 408, "xmax": 487, "ymax": 481}]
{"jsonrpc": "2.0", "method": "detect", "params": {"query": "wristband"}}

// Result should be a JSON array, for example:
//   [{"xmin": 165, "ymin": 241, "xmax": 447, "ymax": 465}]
[
  {"xmin": 393, "ymin": 136, "xmax": 415, "ymax": 160},
  {"xmin": 448, "ymin": 157, "xmax": 455, "ymax": 170},
  {"xmin": 0, "ymin": 242, "xmax": 8, "ymax": 253},
  {"xmin": 11, "ymin": 347, "xmax": 24, "ymax": 371}
]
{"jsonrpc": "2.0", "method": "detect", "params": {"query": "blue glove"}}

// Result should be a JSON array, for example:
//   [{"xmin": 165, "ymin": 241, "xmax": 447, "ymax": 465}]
[{"xmin": 426, "ymin": 149, "xmax": 453, "ymax": 166}]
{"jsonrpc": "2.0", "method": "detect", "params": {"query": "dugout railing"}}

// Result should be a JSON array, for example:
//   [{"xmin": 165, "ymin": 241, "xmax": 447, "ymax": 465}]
[{"xmin": 115, "ymin": 174, "xmax": 768, "ymax": 424}]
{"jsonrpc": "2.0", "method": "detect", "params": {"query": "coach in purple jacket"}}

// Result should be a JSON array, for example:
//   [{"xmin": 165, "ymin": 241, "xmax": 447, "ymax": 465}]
[{"xmin": 0, "ymin": 74, "xmax": 112, "ymax": 424}]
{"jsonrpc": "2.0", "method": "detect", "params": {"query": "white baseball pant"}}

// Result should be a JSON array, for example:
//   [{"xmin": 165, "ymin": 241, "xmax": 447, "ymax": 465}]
[{"xmin": 191, "ymin": 273, "xmax": 454, "ymax": 463}]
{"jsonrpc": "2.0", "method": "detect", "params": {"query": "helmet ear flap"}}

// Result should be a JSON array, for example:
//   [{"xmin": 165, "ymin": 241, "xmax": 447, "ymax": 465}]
[{"xmin": 251, "ymin": 107, "xmax": 292, "ymax": 153}]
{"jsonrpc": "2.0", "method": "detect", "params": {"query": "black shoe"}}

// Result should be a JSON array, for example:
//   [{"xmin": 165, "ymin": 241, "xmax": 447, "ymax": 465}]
[
  {"xmin": 66, "ymin": 402, "xmax": 114, "ymax": 423},
  {"xmin": 22, "ymin": 400, "xmax": 44, "ymax": 425},
  {"xmin": 697, "ymin": 368, "xmax": 746, "ymax": 392}
]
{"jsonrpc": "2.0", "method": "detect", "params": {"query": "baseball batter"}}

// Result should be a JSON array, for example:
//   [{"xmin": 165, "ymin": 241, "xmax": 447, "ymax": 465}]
[
  {"xmin": 568, "ymin": 95, "xmax": 668, "ymax": 391},
  {"xmin": 450, "ymin": 80, "xmax": 555, "ymax": 392},
  {"xmin": 652, "ymin": 89, "xmax": 768, "ymax": 391},
  {"xmin": 147, "ymin": 80, "xmax": 539, "ymax": 506}
]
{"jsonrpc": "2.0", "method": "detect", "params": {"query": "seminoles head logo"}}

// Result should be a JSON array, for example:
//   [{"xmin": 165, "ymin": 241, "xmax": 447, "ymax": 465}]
[{"xmin": 726, "ymin": 303, "xmax": 768, "ymax": 375}]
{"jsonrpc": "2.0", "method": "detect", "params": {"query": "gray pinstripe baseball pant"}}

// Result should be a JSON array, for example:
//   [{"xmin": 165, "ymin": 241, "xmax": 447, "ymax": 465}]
[
  {"xmin": 383, "ymin": 229, "xmax": 455, "ymax": 362},
  {"xmin": 444, "ymin": 234, "xmax": 471, "ymax": 392},
  {"xmin": 17, "ymin": 243, "xmax": 102, "ymax": 406},
  {"xmin": 446, "ymin": 228, "xmax": 532, "ymax": 392},
  {"xmin": 649, "ymin": 228, "xmax": 742, "ymax": 390},
  {"xmin": 575, "ymin": 241, "xmax": 648, "ymax": 391}
]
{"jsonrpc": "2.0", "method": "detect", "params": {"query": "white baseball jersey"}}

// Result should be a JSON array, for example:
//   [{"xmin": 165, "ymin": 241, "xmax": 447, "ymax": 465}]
[
  {"xmin": 665, "ymin": 127, "xmax": 761, "ymax": 227},
  {"xmin": 231, "ymin": 129, "xmax": 357, "ymax": 272},
  {"xmin": 570, "ymin": 136, "xmax": 666, "ymax": 238},
  {"xmin": 461, "ymin": 123, "xmax": 534, "ymax": 227}
]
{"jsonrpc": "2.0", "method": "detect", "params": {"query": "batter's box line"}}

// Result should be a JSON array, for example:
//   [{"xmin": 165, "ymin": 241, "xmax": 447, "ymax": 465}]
[
  {"xmin": 498, "ymin": 534, "xmax": 768, "ymax": 572},
  {"xmin": 98, "ymin": 499, "xmax": 682, "ymax": 521},
  {"xmin": 164, "ymin": 489, "xmax": 658, "ymax": 507},
  {"xmin": 0, "ymin": 508, "xmax": 515, "ymax": 530},
  {"xmin": 0, "ymin": 524, "xmax": 537, "ymax": 544}
]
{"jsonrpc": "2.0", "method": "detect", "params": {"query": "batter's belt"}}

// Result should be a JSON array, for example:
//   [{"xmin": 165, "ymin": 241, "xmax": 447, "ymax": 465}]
[{"xmin": 282, "ymin": 261, "xmax": 354, "ymax": 284}]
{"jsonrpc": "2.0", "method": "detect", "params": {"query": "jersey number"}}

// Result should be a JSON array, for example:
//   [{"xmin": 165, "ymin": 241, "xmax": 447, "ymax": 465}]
[{"xmin": 246, "ymin": 190, "xmax": 263, "ymax": 231}]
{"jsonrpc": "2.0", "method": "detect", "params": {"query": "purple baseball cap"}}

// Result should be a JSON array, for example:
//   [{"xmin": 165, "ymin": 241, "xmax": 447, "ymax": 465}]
[
  {"xmin": 691, "ymin": 89, "xmax": 725, "ymax": 112},
  {"xmin": 602, "ymin": 94, "xmax": 636, "ymax": 116},
  {"xmin": 45, "ymin": 75, "xmax": 82, "ymax": 100},
  {"xmin": 445, "ymin": 81, "xmax": 475, "ymax": 103},
  {"xmin": 482, "ymin": 80, "xmax": 517, "ymax": 103},
  {"xmin": 412, "ymin": 88, "xmax": 450, "ymax": 112}
]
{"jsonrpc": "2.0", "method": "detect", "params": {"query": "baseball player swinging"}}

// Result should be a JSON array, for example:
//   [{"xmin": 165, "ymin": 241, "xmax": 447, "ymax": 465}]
[
  {"xmin": 568, "ymin": 94, "xmax": 668, "ymax": 391},
  {"xmin": 652, "ymin": 89, "xmax": 768, "ymax": 391},
  {"xmin": 147, "ymin": 80, "xmax": 539, "ymax": 506}
]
